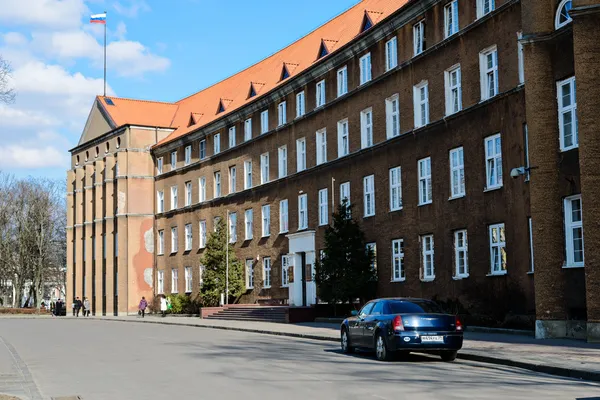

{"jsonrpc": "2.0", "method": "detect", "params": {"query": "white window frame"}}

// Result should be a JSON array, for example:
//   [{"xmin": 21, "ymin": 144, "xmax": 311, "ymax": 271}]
[
  {"xmin": 171, "ymin": 268, "xmax": 178, "ymax": 293},
  {"xmin": 444, "ymin": 0, "xmax": 459, "ymax": 38},
  {"xmin": 157, "ymin": 190, "xmax": 164, "ymax": 213},
  {"xmin": 184, "ymin": 145, "xmax": 192, "ymax": 166},
  {"xmin": 449, "ymin": 147, "xmax": 465, "ymax": 198},
  {"xmin": 413, "ymin": 20, "xmax": 425, "ymax": 56},
  {"xmin": 298, "ymin": 194, "xmax": 308, "ymax": 230},
  {"xmin": 185, "ymin": 181, "xmax": 192, "ymax": 206},
  {"xmin": 318, "ymin": 188, "xmax": 328, "ymax": 226},
  {"xmin": 244, "ymin": 160, "xmax": 252, "ymax": 189},
  {"xmin": 263, "ymin": 257, "xmax": 272, "ymax": 288},
  {"xmin": 171, "ymin": 151, "xmax": 177, "ymax": 169},
  {"xmin": 360, "ymin": 108, "xmax": 373, "ymax": 149},
  {"xmin": 260, "ymin": 153, "xmax": 270, "ymax": 184},
  {"xmin": 413, "ymin": 81, "xmax": 429, "ymax": 128},
  {"xmin": 296, "ymin": 138, "xmax": 306, "ymax": 172},
  {"xmin": 246, "ymin": 259, "xmax": 254, "ymax": 289},
  {"xmin": 185, "ymin": 266, "xmax": 192, "ymax": 293},
  {"xmin": 279, "ymin": 199, "xmax": 289, "ymax": 233},
  {"xmin": 557, "ymin": 77, "xmax": 578, "ymax": 151},
  {"xmin": 157, "ymin": 230, "xmax": 164, "ymax": 255},
  {"xmin": 485, "ymin": 133, "xmax": 503, "ymax": 190},
  {"xmin": 366, "ymin": 242, "xmax": 377, "ymax": 272},
  {"xmin": 454, "ymin": 230, "xmax": 469, "ymax": 278},
  {"xmin": 296, "ymin": 91, "xmax": 305, "ymax": 118},
  {"xmin": 185, "ymin": 223, "xmax": 192, "ymax": 251},
  {"xmin": 199, "ymin": 140, "xmax": 206, "ymax": 160},
  {"xmin": 278, "ymin": 145, "xmax": 288, "ymax": 178},
  {"xmin": 278, "ymin": 101, "xmax": 287, "ymax": 126},
  {"xmin": 489, "ymin": 223, "xmax": 507, "ymax": 275},
  {"xmin": 157, "ymin": 157, "xmax": 163, "ymax": 174},
  {"xmin": 316, "ymin": 129, "xmax": 327, "ymax": 165},
  {"xmin": 229, "ymin": 166, "xmax": 236, "ymax": 194},
  {"xmin": 445, "ymin": 64, "xmax": 462, "ymax": 116},
  {"xmin": 564, "ymin": 195, "xmax": 584, "ymax": 268},
  {"xmin": 170, "ymin": 186, "xmax": 178, "ymax": 210},
  {"xmin": 229, "ymin": 126, "xmax": 236, "ymax": 148},
  {"xmin": 555, "ymin": 0, "xmax": 573, "ymax": 29},
  {"xmin": 389, "ymin": 166, "xmax": 402, "ymax": 211},
  {"xmin": 199, "ymin": 177, "xmax": 206, "ymax": 202},
  {"xmin": 359, "ymin": 53, "xmax": 372, "ymax": 85},
  {"xmin": 157, "ymin": 270, "xmax": 164, "ymax": 294},
  {"xmin": 199, "ymin": 220, "xmax": 207, "ymax": 248},
  {"xmin": 480, "ymin": 46, "xmax": 499, "ymax": 100},
  {"xmin": 214, "ymin": 171, "xmax": 221, "ymax": 198},
  {"xmin": 229, "ymin": 212, "xmax": 237, "ymax": 243},
  {"xmin": 421, "ymin": 234, "xmax": 435, "ymax": 281},
  {"xmin": 244, "ymin": 118, "xmax": 252, "ymax": 141},
  {"xmin": 281, "ymin": 256, "xmax": 290, "ymax": 287},
  {"xmin": 391, "ymin": 239, "xmax": 405, "ymax": 281},
  {"xmin": 316, "ymin": 80, "xmax": 326, "ymax": 108},
  {"xmin": 260, "ymin": 110, "xmax": 269, "ymax": 134},
  {"xmin": 340, "ymin": 182, "xmax": 350, "ymax": 206},
  {"xmin": 213, "ymin": 134, "xmax": 220, "ymax": 155},
  {"xmin": 477, "ymin": 0, "xmax": 495, "ymax": 18},
  {"xmin": 385, "ymin": 37, "xmax": 398, "ymax": 71},
  {"xmin": 385, "ymin": 94, "xmax": 400, "ymax": 139},
  {"xmin": 170, "ymin": 227, "xmax": 178, "ymax": 254},
  {"xmin": 261, "ymin": 205, "xmax": 270, "ymax": 237},
  {"xmin": 418, "ymin": 157, "xmax": 432, "ymax": 205},
  {"xmin": 363, "ymin": 175, "xmax": 375, "ymax": 217},
  {"xmin": 337, "ymin": 66, "xmax": 348, "ymax": 97},
  {"xmin": 517, "ymin": 32, "xmax": 525, "ymax": 84},
  {"xmin": 528, "ymin": 217, "xmax": 534, "ymax": 273},
  {"xmin": 337, "ymin": 119, "xmax": 350, "ymax": 157},
  {"xmin": 244, "ymin": 209, "xmax": 253, "ymax": 240}
]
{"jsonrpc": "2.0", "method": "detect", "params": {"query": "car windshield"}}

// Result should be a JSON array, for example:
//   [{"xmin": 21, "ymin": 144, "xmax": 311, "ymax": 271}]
[{"xmin": 388, "ymin": 300, "xmax": 444, "ymax": 314}]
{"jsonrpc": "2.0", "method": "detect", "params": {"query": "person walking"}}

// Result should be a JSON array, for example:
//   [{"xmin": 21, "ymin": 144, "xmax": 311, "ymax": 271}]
[
  {"xmin": 83, "ymin": 298, "xmax": 91, "ymax": 317},
  {"xmin": 160, "ymin": 295, "xmax": 167, "ymax": 317},
  {"xmin": 72, "ymin": 298, "xmax": 76, "ymax": 316},
  {"xmin": 74, "ymin": 297, "xmax": 82, "ymax": 317},
  {"xmin": 138, "ymin": 297, "xmax": 148, "ymax": 318}
]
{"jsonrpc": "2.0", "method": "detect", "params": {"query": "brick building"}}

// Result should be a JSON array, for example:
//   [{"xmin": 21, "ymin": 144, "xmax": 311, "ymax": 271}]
[{"xmin": 67, "ymin": 0, "xmax": 600, "ymax": 342}]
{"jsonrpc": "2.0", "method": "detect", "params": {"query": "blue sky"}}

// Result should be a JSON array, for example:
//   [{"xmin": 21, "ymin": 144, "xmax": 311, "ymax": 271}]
[{"xmin": 0, "ymin": 0, "xmax": 359, "ymax": 180}]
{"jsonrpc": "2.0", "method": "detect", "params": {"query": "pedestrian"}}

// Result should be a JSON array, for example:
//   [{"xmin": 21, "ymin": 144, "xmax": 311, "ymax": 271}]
[
  {"xmin": 74, "ymin": 297, "xmax": 82, "ymax": 317},
  {"xmin": 160, "ymin": 295, "xmax": 167, "ymax": 317},
  {"xmin": 72, "ymin": 298, "xmax": 76, "ymax": 316},
  {"xmin": 138, "ymin": 296, "xmax": 148, "ymax": 318},
  {"xmin": 83, "ymin": 298, "xmax": 91, "ymax": 317}
]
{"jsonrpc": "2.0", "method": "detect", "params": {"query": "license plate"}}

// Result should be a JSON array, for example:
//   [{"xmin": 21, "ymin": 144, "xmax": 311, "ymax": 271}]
[{"xmin": 421, "ymin": 335, "xmax": 444, "ymax": 343}]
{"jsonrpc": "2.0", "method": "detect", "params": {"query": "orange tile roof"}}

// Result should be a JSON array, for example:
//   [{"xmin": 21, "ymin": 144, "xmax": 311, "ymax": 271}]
[{"xmin": 98, "ymin": 0, "xmax": 410, "ymax": 147}]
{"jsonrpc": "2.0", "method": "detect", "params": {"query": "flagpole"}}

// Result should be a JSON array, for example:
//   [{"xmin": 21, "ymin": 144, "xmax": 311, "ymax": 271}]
[{"xmin": 103, "ymin": 10, "xmax": 107, "ymax": 97}]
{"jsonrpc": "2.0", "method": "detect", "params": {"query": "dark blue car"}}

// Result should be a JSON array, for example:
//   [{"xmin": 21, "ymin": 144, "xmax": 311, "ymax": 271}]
[{"xmin": 340, "ymin": 298, "xmax": 464, "ymax": 361}]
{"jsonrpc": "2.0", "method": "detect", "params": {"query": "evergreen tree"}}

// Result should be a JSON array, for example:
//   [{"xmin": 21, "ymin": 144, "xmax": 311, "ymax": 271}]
[
  {"xmin": 314, "ymin": 200, "xmax": 377, "ymax": 309},
  {"xmin": 200, "ymin": 217, "xmax": 244, "ymax": 306}
]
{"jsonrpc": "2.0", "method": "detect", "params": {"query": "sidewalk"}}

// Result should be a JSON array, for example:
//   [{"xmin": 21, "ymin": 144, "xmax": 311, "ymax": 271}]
[{"xmin": 91, "ymin": 315, "xmax": 600, "ymax": 382}]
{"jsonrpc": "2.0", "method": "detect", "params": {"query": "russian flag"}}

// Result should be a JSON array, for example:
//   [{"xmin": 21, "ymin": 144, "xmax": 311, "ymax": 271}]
[{"xmin": 90, "ymin": 13, "xmax": 106, "ymax": 24}]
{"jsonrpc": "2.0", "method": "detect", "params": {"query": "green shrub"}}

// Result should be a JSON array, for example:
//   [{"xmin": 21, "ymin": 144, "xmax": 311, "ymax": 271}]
[{"xmin": 167, "ymin": 294, "xmax": 190, "ymax": 314}]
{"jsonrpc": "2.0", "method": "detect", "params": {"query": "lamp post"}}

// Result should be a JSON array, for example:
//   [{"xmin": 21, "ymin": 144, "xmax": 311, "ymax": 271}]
[{"xmin": 225, "ymin": 210, "xmax": 229, "ymax": 305}]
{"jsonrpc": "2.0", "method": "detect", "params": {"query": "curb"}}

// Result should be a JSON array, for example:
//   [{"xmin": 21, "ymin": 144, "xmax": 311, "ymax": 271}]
[{"xmin": 91, "ymin": 317, "xmax": 599, "ymax": 382}]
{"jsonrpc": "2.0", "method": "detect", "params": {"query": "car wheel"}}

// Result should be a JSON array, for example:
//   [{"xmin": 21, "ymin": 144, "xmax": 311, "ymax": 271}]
[
  {"xmin": 440, "ymin": 350, "xmax": 458, "ymax": 362},
  {"xmin": 341, "ymin": 328, "xmax": 354, "ymax": 354},
  {"xmin": 375, "ymin": 332, "xmax": 393, "ymax": 361}
]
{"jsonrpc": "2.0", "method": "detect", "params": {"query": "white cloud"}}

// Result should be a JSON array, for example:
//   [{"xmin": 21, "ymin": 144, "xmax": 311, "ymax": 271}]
[
  {"xmin": 0, "ymin": 0, "xmax": 87, "ymax": 30},
  {"xmin": 0, "ymin": 144, "xmax": 68, "ymax": 169},
  {"xmin": 107, "ymin": 40, "xmax": 170, "ymax": 77},
  {"xmin": 113, "ymin": 0, "xmax": 150, "ymax": 18},
  {"xmin": 0, "ymin": 106, "xmax": 60, "ymax": 128}
]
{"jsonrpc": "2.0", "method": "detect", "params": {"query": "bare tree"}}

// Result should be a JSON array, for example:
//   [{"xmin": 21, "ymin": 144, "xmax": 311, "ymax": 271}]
[{"xmin": 0, "ymin": 55, "xmax": 15, "ymax": 105}]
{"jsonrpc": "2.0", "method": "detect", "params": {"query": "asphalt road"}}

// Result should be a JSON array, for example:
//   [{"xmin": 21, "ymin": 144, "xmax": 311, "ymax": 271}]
[{"xmin": 0, "ymin": 319, "xmax": 598, "ymax": 400}]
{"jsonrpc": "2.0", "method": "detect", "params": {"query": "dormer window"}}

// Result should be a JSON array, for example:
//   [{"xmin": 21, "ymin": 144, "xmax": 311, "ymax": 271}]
[{"xmin": 555, "ymin": 0, "xmax": 572, "ymax": 30}]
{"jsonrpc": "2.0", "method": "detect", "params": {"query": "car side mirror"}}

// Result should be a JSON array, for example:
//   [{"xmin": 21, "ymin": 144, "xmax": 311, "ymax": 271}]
[{"xmin": 351, "ymin": 310, "xmax": 358, "ymax": 317}]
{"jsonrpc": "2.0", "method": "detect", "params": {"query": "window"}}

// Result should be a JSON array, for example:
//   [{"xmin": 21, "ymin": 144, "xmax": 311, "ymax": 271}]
[
  {"xmin": 170, "ymin": 227, "xmax": 178, "ymax": 254},
  {"xmin": 480, "ymin": 46, "xmax": 499, "ymax": 100},
  {"xmin": 170, "ymin": 186, "xmax": 178, "ymax": 210},
  {"xmin": 278, "ymin": 101, "xmax": 287, "ymax": 126},
  {"xmin": 298, "ymin": 194, "xmax": 308, "ymax": 230},
  {"xmin": 316, "ymin": 129, "xmax": 327, "ymax": 165},
  {"xmin": 363, "ymin": 175, "xmax": 375, "ymax": 217},
  {"xmin": 418, "ymin": 157, "xmax": 432, "ymax": 205},
  {"xmin": 281, "ymin": 256, "xmax": 290, "ymax": 287},
  {"xmin": 557, "ymin": 77, "xmax": 578, "ymax": 151},
  {"xmin": 454, "ymin": 230, "xmax": 468, "ymax": 278},
  {"xmin": 185, "ymin": 224, "xmax": 192, "ymax": 251},
  {"xmin": 244, "ymin": 118, "xmax": 252, "ymax": 141},
  {"xmin": 485, "ymin": 134, "xmax": 503, "ymax": 190},
  {"xmin": 157, "ymin": 157, "xmax": 163, "ymax": 174},
  {"xmin": 213, "ymin": 217, "xmax": 220, "ymax": 232},
  {"xmin": 171, "ymin": 151, "xmax": 177, "ymax": 169},
  {"xmin": 296, "ymin": 138, "xmax": 306, "ymax": 172},
  {"xmin": 555, "ymin": 0, "xmax": 573, "ymax": 29},
  {"xmin": 244, "ymin": 160, "xmax": 252, "ymax": 189},
  {"xmin": 185, "ymin": 181, "xmax": 192, "ymax": 206},
  {"xmin": 318, "ymin": 188, "xmax": 328, "ymax": 226},
  {"xmin": 340, "ymin": 182, "xmax": 350, "ymax": 206},
  {"xmin": 517, "ymin": 32, "xmax": 525, "ymax": 84},
  {"xmin": 564, "ymin": 195, "xmax": 584, "ymax": 267},
  {"xmin": 366, "ymin": 242, "xmax": 377, "ymax": 271},
  {"xmin": 157, "ymin": 191, "xmax": 164, "ymax": 213},
  {"xmin": 214, "ymin": 134, "xmax": 220, "ymax": 154},
  {"xmin": 157, "ymin": 230, "xmax": 164, "ymax": 255},
  {"xmin": 528, "ymin": 217, "xmax": 534, "ymax": 273},
  {"xmin": 391, "ymin": 239, "xmax": 405, "ymax": 281},
  {"xmin": 359, "ymin": 53, "xmax": 372, "ymax": 85},
  {"xmin": 246, "ymin": 259, "xmax": 254, "ymax": 289},
  {"xmin": 245, "ymin": 209, "xmax": 253, "ymax": 240},
  {"xmin": 278, "ymin": 146, "xmax": 288, "ymax": 178},
  {"xmin": 449, "ymin": 147, "xmax": 465, "ymax": 198},
  {"xmin": 214, "ymin": 171, "xmax": 221, "ymax": 198},
  {"xmin": 477, "ymin": 0, "xmax": 495, "ymax": 18},
  {"xmin": 185, "ymin": 145, "xmax": 192, "ymax": 165},
  {"xmin": 421, "ymin": 235, "xmax": 435, "ymax": 280},
  {"xmin": 199, "ymin": 220, "xmax": 207, "ymax": 248},
  {"xmin": 279, "ymin": 199, "xmax": 289, "ymax": 233},
  {"xmin": 229, "ymin": 126, "xmax": 236, "ymax": 148},
  {"xmin": 185, "ymin": 267, "xmax": 192, "ymax": 293},
  {"xmin": 199, "ymin": 177, "xmax": 206, "ymax": 202},
  {"xmin": 229, "ymin": 166, "xmax": 236, "ymax": 194},
  {"xmin": 360, "ymin": 108, "xmax": 373, "ymax": 149},
  {"xmin": 414, "ymin": 81, "xmax": 429, "ymax": 128},
  {"xmin": 385, "ymin": 37, "xmax": 398, "ymax": 71},
  {"xmin": 296, "ymin": 91, "xmax": 305, "ymax": 118},
  {"xmin": 171, "ymin": 268, "xmax": 178, "ymax": 293},
  {"xmin": 489, "ymin": 223, "xmax": 506, "ymax": 274},
  {"xmin": 386, "ymin": 95, "xmax": 400, "ymax": 139},
  {"xmin": 157, "ymin": 270, "xmax": 164, "ymax": 294},
  {"xmin": 199, "ymin": 265, "xmax": 205, "ymax": 288},
  {"xmin": 445, "ymin": 65, "xmax": 462, "ymax": 115},
  {"xmin": 229, "ymin": 212, "xmax": 237, "ymax": 243},
  {"xmin": 413, "ymin": 20, "xmax": 425, "ymax": 56},
  {"xmin": 316, "ymin": 79, "xmax": 326, "ymax": 108},
  {"xmin": 199, "ymin": 140, "xmax": 206, "ymax": 160},
  {"xmin": 337, "ymin": 119, "xmax": 350, "ymax": 157},
  {"xmin": 337, "ymin": 66, "xmax": 348, "ymax": 97},
  {"xmin": 444, "ymin": 0, "xmax": 459, "ymax": 38},
  {"xmin": 261, "ymin": 205, "xmax": 270, "ymax": 237},
  {"xmin": 263, "ymin": 257, "xmax": 272, "ymax": 288},
  {"xmin": 389, "ymin": 167, "xmax": 402, "ymax": 211},
  {"xmin": 260, "ymin": 153, "xmax": 270, "ymax": 184},
  {"xmin": 261, "ymin": 110, "xmax": 269, "ymax": 134}
]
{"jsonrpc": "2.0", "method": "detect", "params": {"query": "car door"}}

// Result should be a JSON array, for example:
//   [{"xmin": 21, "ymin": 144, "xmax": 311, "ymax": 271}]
[
  {"xmin": 362, "ymin": 301, "xmax": 384, "ymax": 348},
  {"xmin": 350, "ymin": 302, "xmax": 374, "ymax": 347}
]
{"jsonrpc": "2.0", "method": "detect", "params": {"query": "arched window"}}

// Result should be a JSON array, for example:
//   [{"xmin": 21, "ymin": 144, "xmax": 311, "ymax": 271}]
[{"xmin": 555, "ymin": 0, "xmax": 573, "ymax": 30}]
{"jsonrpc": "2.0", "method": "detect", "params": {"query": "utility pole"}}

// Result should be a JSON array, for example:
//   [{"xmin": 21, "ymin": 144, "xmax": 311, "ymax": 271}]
[{"xmin": 225, "ymin": 210, "xmax": 229, "ymax": 305}]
